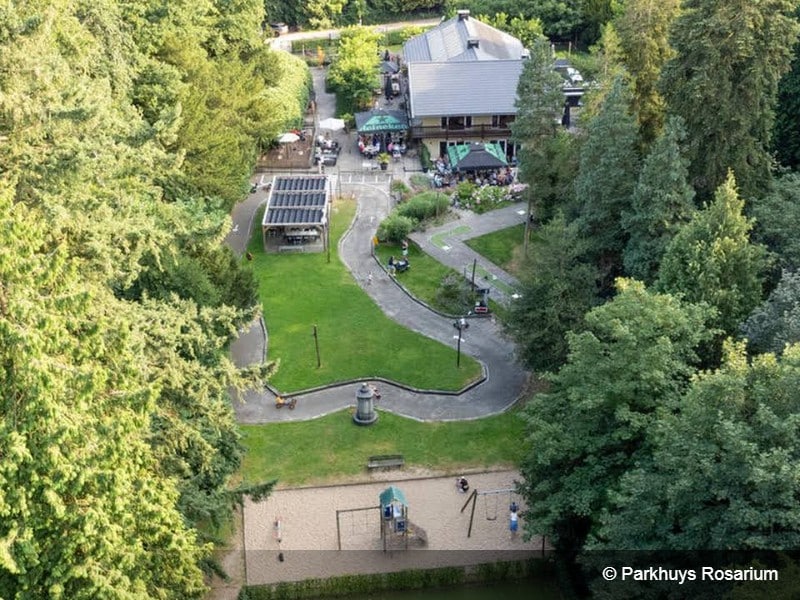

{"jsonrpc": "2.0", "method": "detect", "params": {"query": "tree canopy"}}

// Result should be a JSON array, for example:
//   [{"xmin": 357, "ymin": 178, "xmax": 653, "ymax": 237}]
[
  {"xmin": 599, "ymin": 341, "xmax": 800, "ymax": 551},
  {"xmin": 0, "ymin": 0, "xmax": 287, "ymax": 595},
  {"xmin": 660, "ymin": 0, "xmax": 800, "ymax": 200},
  {"xmin": 518, "ymin": 279, "xmax": 711, "ymax": 553}
]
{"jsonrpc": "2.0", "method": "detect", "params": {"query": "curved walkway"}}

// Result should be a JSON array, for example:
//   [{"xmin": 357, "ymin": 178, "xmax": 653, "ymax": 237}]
[{"xmin": 227, "ymin": 68, "xmax": 530, "ymax": 424}]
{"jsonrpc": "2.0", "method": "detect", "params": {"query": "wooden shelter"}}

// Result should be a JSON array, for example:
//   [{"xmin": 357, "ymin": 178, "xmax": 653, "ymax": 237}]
[{"xmin": 261, "ymin": 175, "xmax": 330, "ymax": 253}]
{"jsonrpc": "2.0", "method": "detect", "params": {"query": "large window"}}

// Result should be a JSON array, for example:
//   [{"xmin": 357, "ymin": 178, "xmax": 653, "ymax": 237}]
[{"xmin": 441, "ymin": 116, "xmax": 473, "ymax": 130}]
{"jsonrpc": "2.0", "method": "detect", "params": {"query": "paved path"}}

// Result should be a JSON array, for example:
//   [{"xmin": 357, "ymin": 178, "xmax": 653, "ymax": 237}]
[
  {"xmin": 410, "ymin": 205, "xmax": 525, "ymax": 306},
  {"xmin": 228, "ymin": 67, "xmax": 529, "ymax": 424}
]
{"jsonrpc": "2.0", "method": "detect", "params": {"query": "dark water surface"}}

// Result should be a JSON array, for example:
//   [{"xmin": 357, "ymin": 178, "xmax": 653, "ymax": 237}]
[{"xmin": 324, "ymin": 578, "xmax": 562, "ymax": 600}]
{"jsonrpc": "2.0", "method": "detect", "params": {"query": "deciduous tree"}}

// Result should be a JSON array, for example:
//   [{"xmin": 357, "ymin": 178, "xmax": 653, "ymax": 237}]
[
  {"xmin": 518, "ymin": 278, "xmax": 711, "ymax": 555},
  {"xmin": 599, "ymin": 341, "xmax": 800, "ymax": 551}
]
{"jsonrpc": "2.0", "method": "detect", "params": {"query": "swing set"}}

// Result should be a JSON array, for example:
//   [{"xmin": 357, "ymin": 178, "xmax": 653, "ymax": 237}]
[{"xmin": 460, "ymin": 487, "xmax": 517, "ymax": 538}]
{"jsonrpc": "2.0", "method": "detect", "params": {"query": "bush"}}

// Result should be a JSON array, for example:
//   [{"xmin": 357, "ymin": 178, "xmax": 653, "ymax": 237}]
[
  {"xmin": 377, "ymin": 213, "xmax": 415, "ymax": 243},
  {"xmin": 463, "ymin": 185, "xmax": 512, "ymax": 214},
  {"xmin": 419, "ymin": 143, "xmax": 432, "ymax": 171},
  {"xmin": 456, "ymin": 181, "xmax": 476, "ymax": 203},
  {"xmin": 436, "ymin": 273, "xmax": 474, "ymax": 314},
  {"xmin": 396, "ymin": 191, "xmax": 449, "ymax": 222}
]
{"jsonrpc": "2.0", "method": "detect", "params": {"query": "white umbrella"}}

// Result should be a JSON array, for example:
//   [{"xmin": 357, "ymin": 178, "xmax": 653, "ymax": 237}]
[
  {"xmin": 319, "ymin": 117, "xmax": 346, "ymax": 131},
  {"xmin": 278, "ymin": 132, "xmax": 300, "ymax": 143}
]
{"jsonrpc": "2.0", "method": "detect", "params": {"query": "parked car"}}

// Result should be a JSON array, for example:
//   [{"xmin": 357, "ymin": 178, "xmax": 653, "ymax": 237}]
[{"xmin": 269, "ymin": 22, "xmax": 289, "ymax": 36}]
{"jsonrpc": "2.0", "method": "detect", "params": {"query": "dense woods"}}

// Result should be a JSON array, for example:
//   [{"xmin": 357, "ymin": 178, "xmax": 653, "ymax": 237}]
[
  {"xmin": 510, "ymin": 0, "xmax": 800, "ymax": 587},
  {"xmin": 0, "ymin": 0, "xmax": 308, "ymax": 597}
]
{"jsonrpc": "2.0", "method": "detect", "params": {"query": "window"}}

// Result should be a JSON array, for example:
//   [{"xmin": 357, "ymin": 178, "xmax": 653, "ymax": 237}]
[
  {"xmin": 441, "ymin": 116, "xmax": 473, "ymax": 130},
  {"xmin": 492, "ymin": 115, "xmax": 513, "ymax": 129}
]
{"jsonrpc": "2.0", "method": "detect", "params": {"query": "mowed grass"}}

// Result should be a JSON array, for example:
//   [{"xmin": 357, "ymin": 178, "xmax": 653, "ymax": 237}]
[
  {"xmin": 239, "ymin": 408, "xmax": 526, "ymax": 486},
  {"xmin": 249, "ymin": 198, "xmax": 482, "ymax": 392},
  {"xmin": 465, "ymin": 224, "xmax": 527, "ymax": 278},
  {"xmin": 374, "ymin": 242, "xmax": 459, "ymax": 313}
]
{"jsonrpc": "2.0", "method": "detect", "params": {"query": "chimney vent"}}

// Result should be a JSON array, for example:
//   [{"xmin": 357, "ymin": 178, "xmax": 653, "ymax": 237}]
[
  {"xmin": 457, "ymin": 9, "xmax": 470, "ymax": 20},
  {"xmin": 467, "ymin": 38, "xmax": 479, "ymax": 49}
]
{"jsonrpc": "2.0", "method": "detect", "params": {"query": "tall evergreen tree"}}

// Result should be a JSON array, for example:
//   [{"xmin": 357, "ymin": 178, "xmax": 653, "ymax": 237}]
[
  {"xmin": 660, "ymin": 0, "xmax": 800, "ymax": 200},
  {"xmin": 505, "ymin": 213, "xmax": 599, "ymax": 373},
  {"xmin": 622, "ymin": 116, "xmax": 695, "ymax": 284},
  {"xmin": 511, "ymin": 36, "xmax": 570, "ymax": 235},
  {"xmin": 741, "ymin": 270, "xmax": 800, "ymax": 356},
  {"xmin": 0, "ymin": 0, "xmax": 279, "ymax": 593},
  {"xmin": 0, "ymin": 187, "xmax": 207, "ymax": 599},
  {"xmin": 574, "ymin": 77, "xmax": 640, "ymax": 275},
  {"xmin": 615, "ymin": 0, "xmax": 680, "ymax": 143},
  {"xmin": 773, "ymin": 26, "xmax": 800, "ymax": 169},
  {"xmin": 751, "ymin": 173, "xmax": 800, "ymax": 273},
  {"xmin": 658, "ymin": 172, "xmax": 767, "ymax": 339}
]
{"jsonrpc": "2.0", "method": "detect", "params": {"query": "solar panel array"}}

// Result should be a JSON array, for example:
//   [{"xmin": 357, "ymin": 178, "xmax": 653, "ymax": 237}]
[{"xmin": 263, "ymin": 175, "xmax": 329, "ymax": 227}]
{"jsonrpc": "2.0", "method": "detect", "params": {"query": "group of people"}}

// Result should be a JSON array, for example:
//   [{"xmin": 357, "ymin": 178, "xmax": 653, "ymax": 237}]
[
  {"xmin": 432, "ymin": 159, "xmax": 516, "ymax": 189},
  {"xmin": 387, "ymin": 255, "xmax": 409, "ymax": 275},
  {"xmin": 358, "ymin": 134, "xmax": 407, "ymax": 159}
]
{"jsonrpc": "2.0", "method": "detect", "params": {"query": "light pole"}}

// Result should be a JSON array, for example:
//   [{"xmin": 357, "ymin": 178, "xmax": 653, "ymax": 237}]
[
  {"xmin": 312, "ymin": 324, "xmax": 321, "ymax": 368},
  {"xmin": 454, "ymin": 319, "xmax": 467, "ymax": 368}
]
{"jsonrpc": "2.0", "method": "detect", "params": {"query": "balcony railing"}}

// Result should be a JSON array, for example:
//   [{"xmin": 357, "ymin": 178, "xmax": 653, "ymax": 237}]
[{"xmin": 409, "ymin": 123, "xmax": 514, "ymax": 139}]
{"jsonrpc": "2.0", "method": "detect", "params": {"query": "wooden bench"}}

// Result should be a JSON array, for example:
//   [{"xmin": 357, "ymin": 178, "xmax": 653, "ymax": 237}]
[{"xmin": 367, "ymin": 454, "xmax": 405, "ymax": 470}]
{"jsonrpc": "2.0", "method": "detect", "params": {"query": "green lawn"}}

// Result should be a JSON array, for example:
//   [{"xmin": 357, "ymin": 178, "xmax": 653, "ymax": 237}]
[
  {"xmin": 249, "ymin": 198, "xmax": 481, "ymax": 392},
  {"xmin": 465, "ymin": 224, "xmax": 527, "ymax": 279},
  {"xmin": 373, "ymin": 241, "xmax": 459, "ymax": 312},
  {"xmin": 239, "ymin": 408, "xmax": 526, "ymax": 486}
]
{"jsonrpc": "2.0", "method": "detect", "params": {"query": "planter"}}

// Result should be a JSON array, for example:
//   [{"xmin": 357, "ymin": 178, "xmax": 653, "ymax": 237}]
[{"xmin": 380, "ymin": 162, "xmax": 388, "ymax": 171}]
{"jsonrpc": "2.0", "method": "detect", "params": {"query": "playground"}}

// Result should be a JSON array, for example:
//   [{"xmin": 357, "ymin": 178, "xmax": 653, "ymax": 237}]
[{"xmin": 242, "ymin": 470, "xmax": 544, "ymax": 586}]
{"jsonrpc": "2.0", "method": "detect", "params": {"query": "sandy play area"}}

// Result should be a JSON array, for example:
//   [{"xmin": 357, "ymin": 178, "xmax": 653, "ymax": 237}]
[{"xmin": 243, "ymin": 470, "xmax": 546, "ymax": 585}]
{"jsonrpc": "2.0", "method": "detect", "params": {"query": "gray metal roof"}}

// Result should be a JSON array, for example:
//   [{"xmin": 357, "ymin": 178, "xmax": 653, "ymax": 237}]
[
  {"xmin": 263, "ymin": 208, "xmax": 325, "ymax": 226},
  {"xmin": 403, "ymin": 14, "xmax": 524, "ymax": 63},
  {"xmin": 262, "ymin": 175, "xmax": 330, "ymax": 227},
  {"xmin": 269, "ymin": 192, "xmax": 327, "ymax": 208},
  {"xmin": 407, "ymin": 60, "xmax": 524, "ymax": 117},
  {"xmin": 272, "ymin": 175, "xmax": 327, "ymax": 192}
]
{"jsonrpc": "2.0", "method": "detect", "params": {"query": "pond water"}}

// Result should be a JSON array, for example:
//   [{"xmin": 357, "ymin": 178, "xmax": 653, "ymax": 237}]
[{"xmin": 322, "ymin": 578, "xmax": 562, "ymax": 600}]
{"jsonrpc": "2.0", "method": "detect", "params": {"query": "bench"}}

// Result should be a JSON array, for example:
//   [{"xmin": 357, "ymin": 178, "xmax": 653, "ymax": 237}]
[
  {"xmin": 278, "ymin": 245, "xmax": 305, "ymax": 253},
  {"xmin": 367, "ymin": 454, "xmax": 405, "ymax": 470}
]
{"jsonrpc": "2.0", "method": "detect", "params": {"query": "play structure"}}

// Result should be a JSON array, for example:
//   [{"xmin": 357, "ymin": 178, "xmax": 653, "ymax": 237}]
[
  {"xmin": 459, "ymin": 486, "xmax": 519, "ymax": 538},
  {"xmin": 335, "ymin": 485, "xmax": 427, "ymax": 551}
]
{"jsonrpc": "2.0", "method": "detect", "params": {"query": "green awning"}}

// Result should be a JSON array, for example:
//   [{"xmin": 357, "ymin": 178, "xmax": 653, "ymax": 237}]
[
  {"xmin": 355, "ymin": 109, "xmax": 408, "ymax": 133},
  {"xmin": 447, "ymin": 142, "xmax": 508, "ymax": 171}
]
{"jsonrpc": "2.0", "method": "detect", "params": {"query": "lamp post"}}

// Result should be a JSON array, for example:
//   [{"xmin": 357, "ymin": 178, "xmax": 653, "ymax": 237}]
[
  {"xmin": 312, "ymin": 324, "xmax": 321, "ymax": 368},
  {"xmin": 454, "ymin": 319, "xmax": 466, "ymax": 368}
]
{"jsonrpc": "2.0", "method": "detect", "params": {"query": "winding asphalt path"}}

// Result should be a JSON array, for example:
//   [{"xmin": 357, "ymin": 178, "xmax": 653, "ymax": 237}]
[{"xmin": 226, "ymin": 68, "xmax": 530, "ymax": 424}]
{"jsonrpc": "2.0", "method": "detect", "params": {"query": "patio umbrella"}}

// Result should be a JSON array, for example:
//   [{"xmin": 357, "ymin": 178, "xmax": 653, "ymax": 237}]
[
  {"xmin": 355, "ymin": 109, "xmax": 408, "ymax": 134},
  {"xmin": 447, "ymin": 142, "xmax": 508, "ymax": 171},
  {"xmin": 277, "ymin": 132, "xmax": 300, "ymax": 144},
  {"xmin": 318, "ymin": 117, "xmax": 345, "ymax": 131}
]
